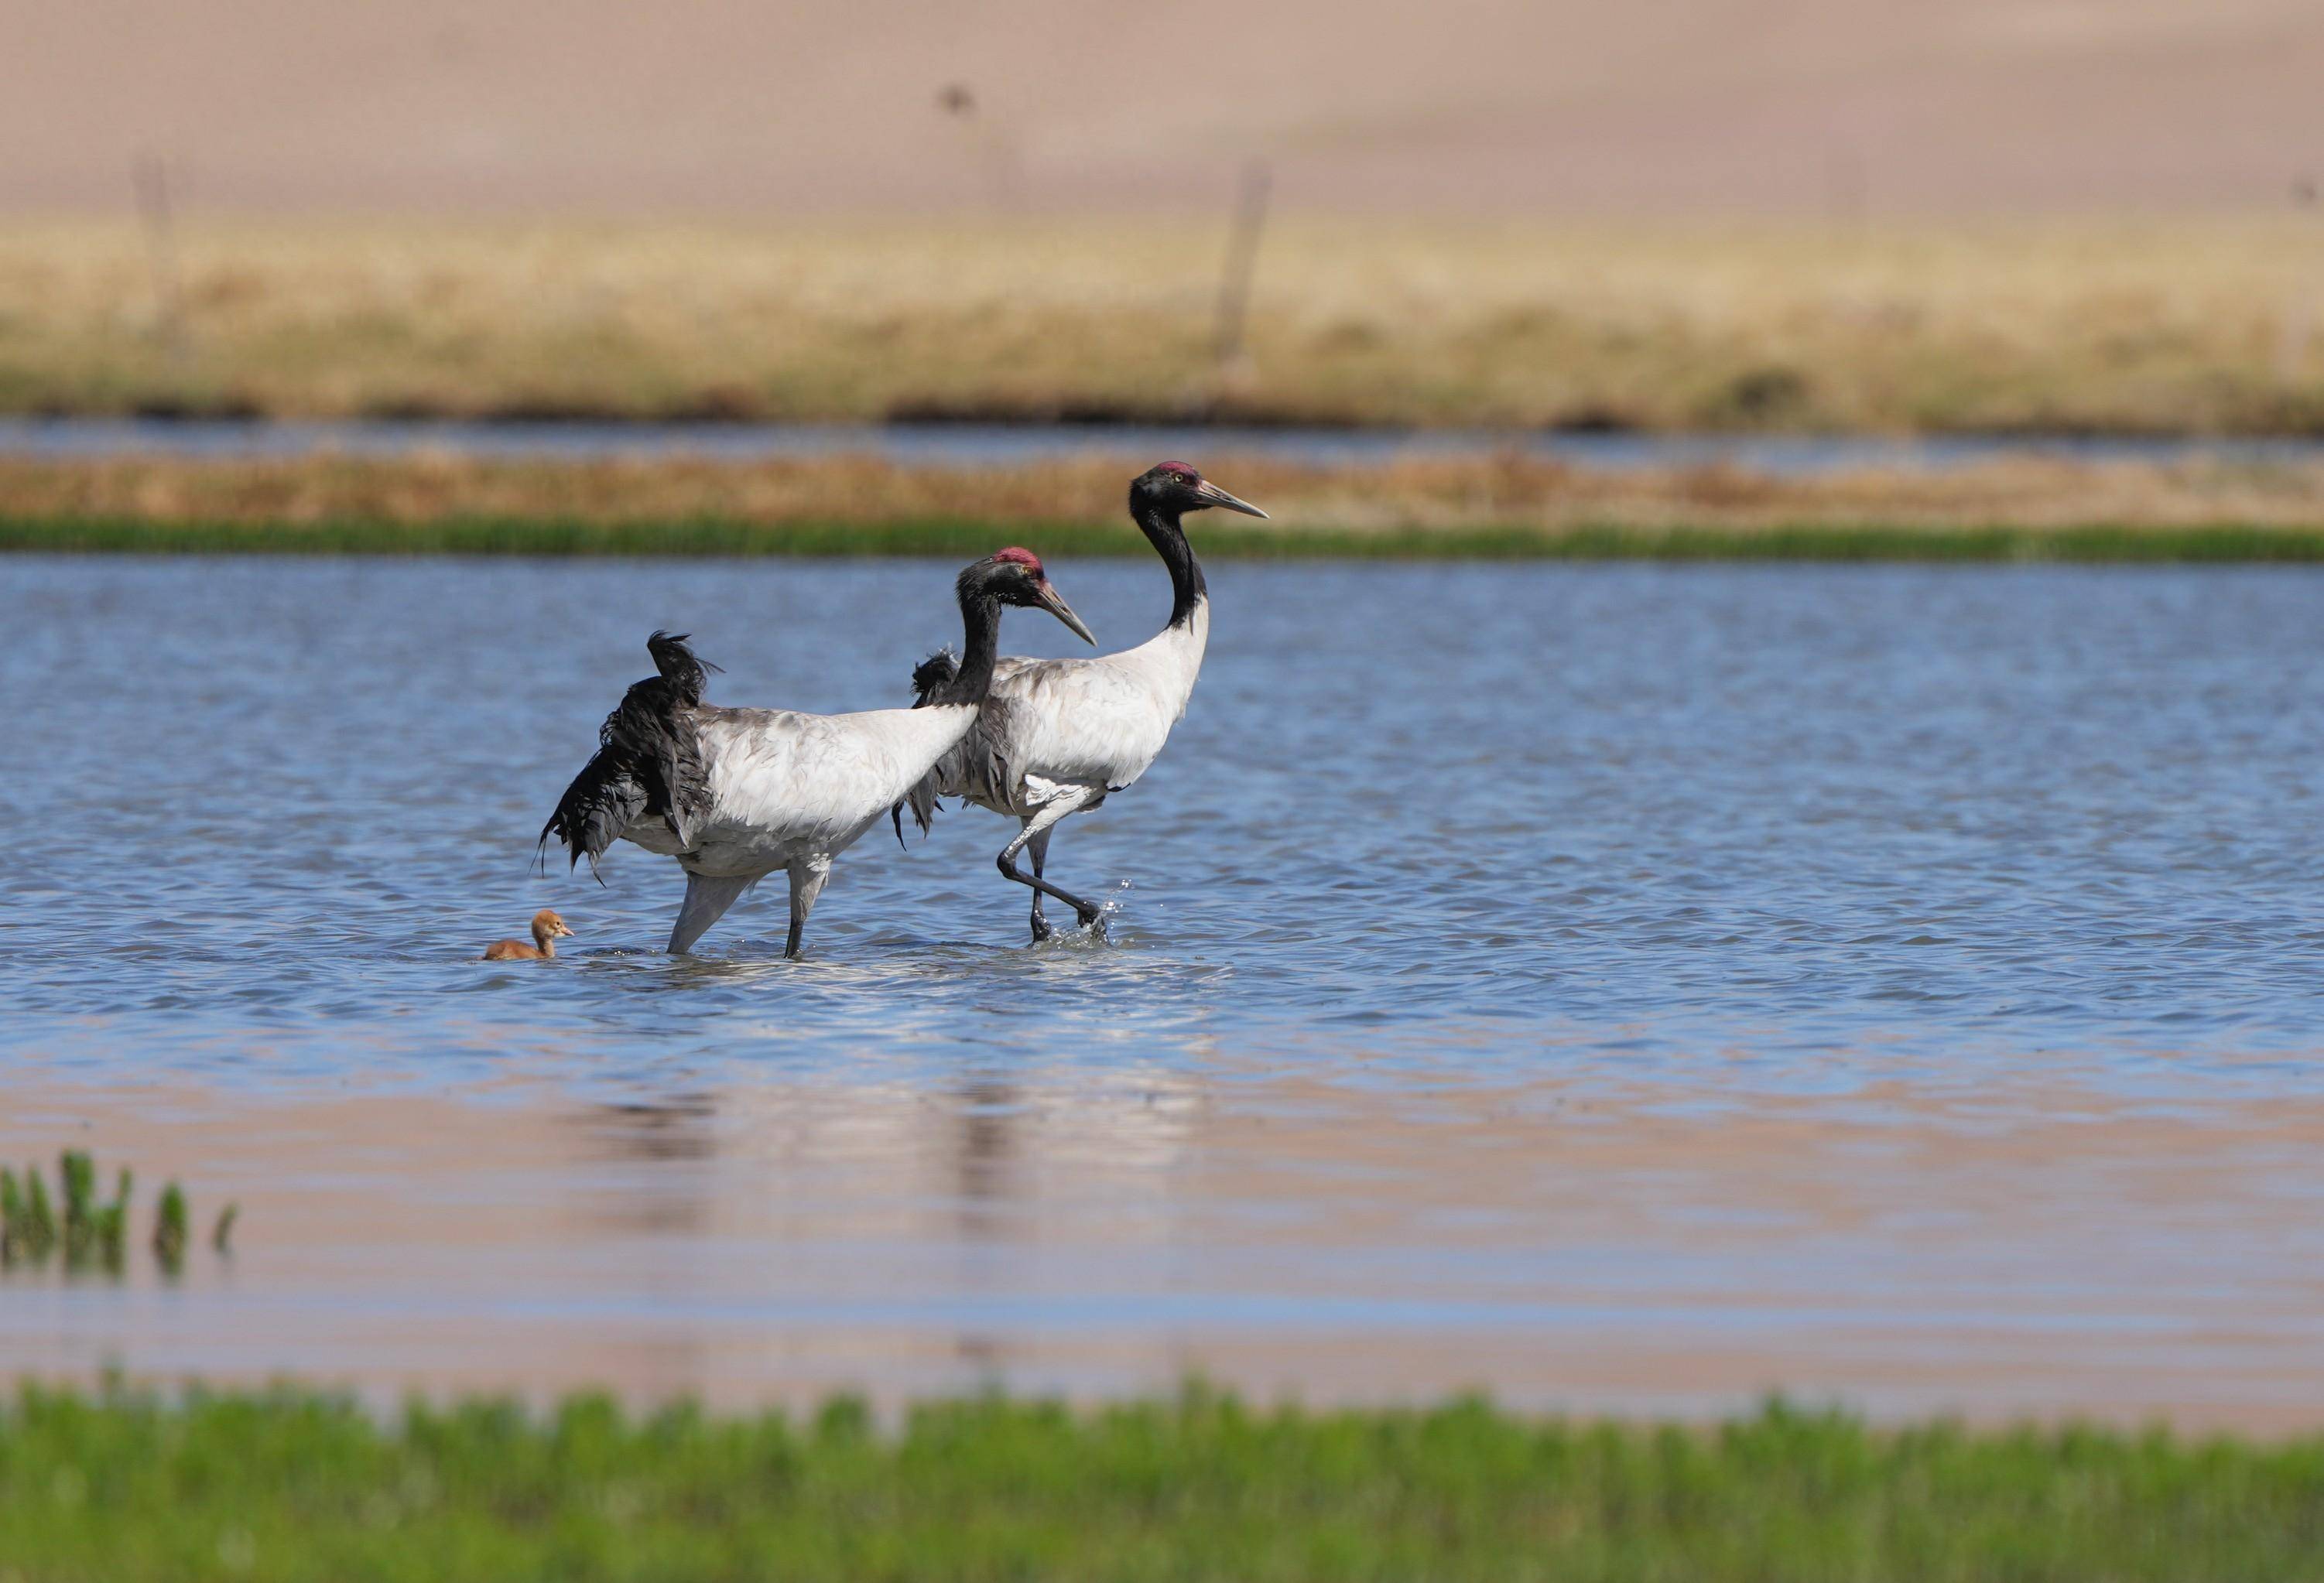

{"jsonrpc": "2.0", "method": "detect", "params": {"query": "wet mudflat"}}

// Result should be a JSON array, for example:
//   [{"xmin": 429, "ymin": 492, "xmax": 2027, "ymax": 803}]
[{"xmin": 3, "ymin": 557, "xmax": 2321, "ymax": 1424}]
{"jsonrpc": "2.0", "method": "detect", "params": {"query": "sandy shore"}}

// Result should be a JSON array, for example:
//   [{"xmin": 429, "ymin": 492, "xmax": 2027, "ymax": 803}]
[{"xmin": 4, "ymin": 0, "xmax": 2320, "ymax": 214}]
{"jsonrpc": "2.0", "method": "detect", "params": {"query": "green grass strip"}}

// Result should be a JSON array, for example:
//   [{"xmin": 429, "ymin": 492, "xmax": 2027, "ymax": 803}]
[
  {"xmin": 8, "ymin": 513, "xmax": 2324, "ymax": 560},
  {"xmin": 5, "ymin": 1385, "xmax": 2324, "ymax": 1581}
]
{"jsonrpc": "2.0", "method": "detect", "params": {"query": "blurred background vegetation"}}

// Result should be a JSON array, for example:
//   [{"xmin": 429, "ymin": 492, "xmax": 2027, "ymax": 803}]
[{"xmin": 5, "ymin": 217, "xmax": 2324, "ymax": 435}]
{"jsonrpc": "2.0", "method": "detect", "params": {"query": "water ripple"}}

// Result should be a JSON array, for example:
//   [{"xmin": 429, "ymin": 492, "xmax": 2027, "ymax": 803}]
[{"xmin": 3, "ymin": 557, "xmax": 2322, "ymax": 1099}]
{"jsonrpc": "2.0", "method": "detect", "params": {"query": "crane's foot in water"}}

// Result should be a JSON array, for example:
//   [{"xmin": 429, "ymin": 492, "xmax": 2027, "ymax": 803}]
[
  {"xmin": 1000, "ymin": 850, "xmax": 1107, "ymax": 944},
  {"xmin": 1029, "ymin": 910, "xmax": 1104, "ymax": 944}
]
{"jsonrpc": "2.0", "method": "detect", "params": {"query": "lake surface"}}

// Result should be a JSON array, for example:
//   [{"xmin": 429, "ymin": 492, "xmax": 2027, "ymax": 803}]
[
  {"xmin": 5, "ymin": 558, "xmax": 2323, "ymax": 1424},
  {"xmin": 5, "ymin": 416, "xmax": 2324, "ymax": 474}
]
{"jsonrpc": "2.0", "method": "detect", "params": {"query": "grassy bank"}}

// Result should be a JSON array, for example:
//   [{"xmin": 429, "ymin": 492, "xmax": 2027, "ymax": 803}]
[
  {"xmin": 14, "ymin": 511, "xmax": 2324, "ymax": 562},
  {"xmin": 9, "ymin": 452, "xmax": 2324, "ymax": 559},
  {"xmin": 5, "ymin": 1386, "xmax": 2324, "ymax": 1581},
  {"xmin": 8, "ymin": 215, "xmax": 2324, "ymax": 435}
]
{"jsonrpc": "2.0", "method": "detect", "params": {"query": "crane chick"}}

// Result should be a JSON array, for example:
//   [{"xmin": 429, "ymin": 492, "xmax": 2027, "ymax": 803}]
[{"xmin": 481, "ymin": 909, "xmax": 575, "ymax": 961}]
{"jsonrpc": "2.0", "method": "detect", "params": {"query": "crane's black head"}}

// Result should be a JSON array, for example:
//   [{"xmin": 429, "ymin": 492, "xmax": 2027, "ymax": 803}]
[
  {"xmin": 1131, "ymin": 462, "xmax": 1268, "ymax": 521},
  {"xmin": 958, "ymin": 547, "xmax": 1096, "ymax": 644}
]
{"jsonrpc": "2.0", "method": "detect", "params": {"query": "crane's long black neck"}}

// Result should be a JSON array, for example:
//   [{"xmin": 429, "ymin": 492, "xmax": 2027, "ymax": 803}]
[
  {"xmin": 1134, "ymin": 502, "xmax": 1206, "ymax": 629},
  {"xmin": 928, "ymin": 590, "xmax": 1005, "ymax": 707}
]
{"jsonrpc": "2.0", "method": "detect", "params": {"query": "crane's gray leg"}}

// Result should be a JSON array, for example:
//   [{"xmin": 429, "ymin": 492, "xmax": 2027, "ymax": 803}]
[
  {"xmin": 669, "ymin": 871, "xmax": 755, "ymax": 955},
  {"xmin": 1025, "ymin": 826, "xmax": 1055, "ymax": 942},
  {"xmin": 784, "ymin": 856, "xmax": 832, "ymax": 960},
  {"xmin": 997, "ymin": 792, "xmax": 1106, "ymax": 938}
]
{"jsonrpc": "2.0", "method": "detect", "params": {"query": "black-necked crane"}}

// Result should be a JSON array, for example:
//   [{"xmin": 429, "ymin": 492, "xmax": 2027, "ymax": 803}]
[
  {"xmin": 540, "ymin": 550, "xmax": 1094, "ymax": 959},
  {"xmin": 898, "ymin": 462, "xmax": 1265, "ymax": 941}
]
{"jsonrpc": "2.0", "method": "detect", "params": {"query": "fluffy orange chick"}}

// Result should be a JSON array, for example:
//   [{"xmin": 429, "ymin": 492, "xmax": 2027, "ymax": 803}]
[{"xmin": 481, "ymin": 909, "xmax": 574, "ymax": 961}]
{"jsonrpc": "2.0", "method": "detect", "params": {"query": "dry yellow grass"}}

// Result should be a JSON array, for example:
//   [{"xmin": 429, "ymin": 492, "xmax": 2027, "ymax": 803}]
[
  {"xmin": 9, "ymin": 450, "xmax": 2324, "ymax": 532},
  {"xmin": 6, "ymin": 215, "xmax": 2324, "ymax": 433}
]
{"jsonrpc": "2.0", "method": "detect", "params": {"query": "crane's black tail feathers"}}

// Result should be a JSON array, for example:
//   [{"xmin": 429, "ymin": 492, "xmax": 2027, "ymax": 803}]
[
  {"xmin": 647, "ymin": 629, "xmax": 722, "ymax": 703},
  {"xmin": 908, "ymin": 648, "xmax": 959, "ymax": 705},
  {"xmin": 538, "ymin": 632, "xmax": 718, "ymax": 879},
  {"xmin": 889, "ymin": 647, "xmax": 960, "ymax": 846}
]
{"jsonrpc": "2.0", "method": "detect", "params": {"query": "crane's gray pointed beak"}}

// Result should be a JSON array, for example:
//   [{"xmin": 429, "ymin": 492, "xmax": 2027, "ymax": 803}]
[
  {"xmin": 1037, "ymin": 581, "xmax": 1097, "ymax": 644},
  {"xmin": 1194, "ymin": 480, "xmax": 1268, "ymax": 518}
]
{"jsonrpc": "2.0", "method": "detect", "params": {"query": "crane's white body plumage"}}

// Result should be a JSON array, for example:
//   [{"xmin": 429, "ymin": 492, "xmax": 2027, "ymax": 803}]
[
  {"xmin": 931, "ymin": 600, "xmax": 1207, "ymax": 819},
  {"xmin": 631, "ymin": 703, "xmax": 978, "ymax": 871},
  {"xmin": 617, "ymin": 702, "xmax": 980, "ymax": 954}
]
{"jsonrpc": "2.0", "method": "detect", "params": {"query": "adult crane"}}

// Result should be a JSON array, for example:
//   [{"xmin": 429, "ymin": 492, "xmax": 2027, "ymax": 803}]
[
  {"xmin": 541, "ymin": 550, "xmax": 1093, "ymax": 958},
  {"xmin": 898, "ymin": 462, "xmax": 1265, "ymax": 941}
]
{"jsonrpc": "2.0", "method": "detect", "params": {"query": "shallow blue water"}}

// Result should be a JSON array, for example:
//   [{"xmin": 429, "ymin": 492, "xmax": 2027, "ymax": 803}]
[
  {"xmin": 9, "ymin": 556, "xmax": 2324, "ymax": 1418},
  {"xmin": 5, "ymin": 556, "xmax": 2320, "ymax": 1095}
]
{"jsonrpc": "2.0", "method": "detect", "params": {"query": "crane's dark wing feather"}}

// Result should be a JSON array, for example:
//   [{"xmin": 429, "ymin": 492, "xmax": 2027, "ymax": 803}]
[
  {"xmin": 539, "ymin": 632, "xmax": 718, "ymax": 877},
  {"xmin": 891, "ymin": 648, "xmax": 960, "ymax": 845}
]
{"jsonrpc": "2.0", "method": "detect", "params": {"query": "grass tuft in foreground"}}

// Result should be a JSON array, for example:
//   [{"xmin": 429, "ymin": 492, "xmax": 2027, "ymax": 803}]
[
  {"xmin": 5, "ymin": 1384, "xmax": 2324, "ymax": 1581},
  {"xmin": 0, "ymin": 1152, "xmax": 233, "ymax": 1278}
]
